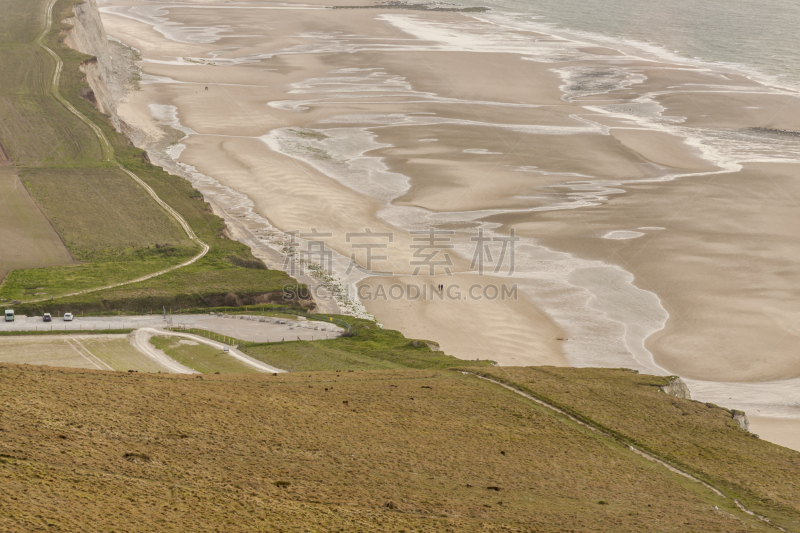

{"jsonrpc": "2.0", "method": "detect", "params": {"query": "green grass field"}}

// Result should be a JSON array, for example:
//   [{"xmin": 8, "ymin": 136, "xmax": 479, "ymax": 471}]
[
  {"xmin": 0, "ymin": 364, "xmax": 785, "ymax": 532},
  {"xmin": 21, "ymin": 167, "xmax": 195, "ymax": 259},
  {"xmin": 149, "ymin": 335, "xmax": 258, "ymax": 374},
  {"xmin": 0, "ymin": 0, "xmax": 301, "ymax": 313}
]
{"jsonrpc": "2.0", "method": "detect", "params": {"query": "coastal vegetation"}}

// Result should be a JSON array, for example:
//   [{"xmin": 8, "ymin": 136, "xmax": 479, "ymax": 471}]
[{"xmin": 177, "ymin": 315, "xmax": 494, "ymax": 372}]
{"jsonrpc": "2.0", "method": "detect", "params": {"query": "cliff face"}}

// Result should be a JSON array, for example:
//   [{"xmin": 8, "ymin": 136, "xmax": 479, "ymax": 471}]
[
  {"xmin": 732, "ymin": 410, "xmax": 750, "ymax": 431},
  {"xmin": 63, "ymin": 0, "xmax": 120, "ymax": 129},
  {"xmin": 660, "ymin": 377, "xmax": 692, "ymax": 400},
  {"xmin": 661, "ymin": 378, "xmax": 752, "ymax": 431}
]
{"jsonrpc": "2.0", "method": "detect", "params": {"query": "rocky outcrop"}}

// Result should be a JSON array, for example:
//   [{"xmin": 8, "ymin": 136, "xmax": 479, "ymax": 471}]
[
  {"xmin": 660, "ymin": 377, "xmax": 692, "ymax": 400},
  {"xmin": 660, "ymin": 378, "xmax": 750, "ymax": 431},
  {"xmin": 409, "ymin": 340, "xmax": 442, "ymax": 352},
  {"xmin": 732, "ymin": 410, "xmax": 750, "ymax": 431},
  {"xmin": 63, "ymin": 0, "xmax": 120, "ymax": 129}
]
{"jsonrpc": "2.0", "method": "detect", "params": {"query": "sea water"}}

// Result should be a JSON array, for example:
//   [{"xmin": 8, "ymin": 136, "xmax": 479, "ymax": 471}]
[{"xmin": 459, "ymin": 0, "xmax": 800, "ymax": 89}]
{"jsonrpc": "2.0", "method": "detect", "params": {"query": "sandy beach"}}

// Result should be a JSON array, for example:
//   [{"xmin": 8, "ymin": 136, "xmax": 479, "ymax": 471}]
[{"xmin": 96, "ymin": 0, "xmax": 800, "ymax": 450}]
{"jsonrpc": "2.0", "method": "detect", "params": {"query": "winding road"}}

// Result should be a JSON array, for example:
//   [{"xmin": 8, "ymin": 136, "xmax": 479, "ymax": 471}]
[
  {"xmin": 27, "ymin": 0, "xmax": 209, "ymax": 304},
  {"xmin": 133, "ymin": 327, "xmax": 285, "ymax": 374}
]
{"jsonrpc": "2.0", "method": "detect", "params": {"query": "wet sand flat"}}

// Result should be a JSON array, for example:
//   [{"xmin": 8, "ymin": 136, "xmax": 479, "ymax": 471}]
[
  {"xmin": 749, "ymin": 416, "xmax": 800, "ymax": 453},
  {"xmin": 100, "ymin": 0, "xmax": 800, "ymax": 448}
]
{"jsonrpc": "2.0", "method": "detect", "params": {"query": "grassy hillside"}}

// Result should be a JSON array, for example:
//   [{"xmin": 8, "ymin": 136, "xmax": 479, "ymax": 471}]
[
  {"xmin": 0, "ymin": 0, "xmax": 301, "ymax": 313},
  {"xmin": 0, "ymin": 166, "xmax": 73, "ymax": 281},
  {"xmin": 471, "ymin": 366, "xmax": 800, "ymax": 531},
  {"xmin": 21, "ymin": 167, "xmax": 195, "ymax": 259},
  {"xmin": 0, "ymin": 364, "xmax": 785, "ymax": 532},
  {"xmin": 0, "ymin": 0, "xmax": 102, "ymax": 167}
]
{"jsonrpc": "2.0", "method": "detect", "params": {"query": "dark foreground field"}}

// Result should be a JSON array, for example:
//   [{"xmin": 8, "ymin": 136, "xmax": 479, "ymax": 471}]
[{"xmin": 2, "ymin": 364, "xmax": 797, "ymax": 532}]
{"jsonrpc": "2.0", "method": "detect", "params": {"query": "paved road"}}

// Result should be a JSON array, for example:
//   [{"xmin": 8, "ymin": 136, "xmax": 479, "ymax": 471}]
[
  {"xmin": 0, "ymin": 314, "xmax": 344, "ymax": 342},
  {"xmin": 0, "ymin": 315, "xmax": 167, "ymax": 332},
  {"xmin": 0, "ymin": 315, "xmax": 310, "ymax": 373}
]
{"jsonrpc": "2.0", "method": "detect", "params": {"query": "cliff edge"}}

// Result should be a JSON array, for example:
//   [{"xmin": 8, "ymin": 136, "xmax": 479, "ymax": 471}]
[
  {"xmin": 62, "ymin": 0, "xmax": 120, "ymax": 127},
  {"xmin": 659, "ymin": 376, "xmax": 692, "ymax": 400}
]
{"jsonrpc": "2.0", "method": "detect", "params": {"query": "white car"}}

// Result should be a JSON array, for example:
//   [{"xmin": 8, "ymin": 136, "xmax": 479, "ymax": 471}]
[{"xmin": 63, "ymin": 312, "xmax": 73, "ymax": 321}]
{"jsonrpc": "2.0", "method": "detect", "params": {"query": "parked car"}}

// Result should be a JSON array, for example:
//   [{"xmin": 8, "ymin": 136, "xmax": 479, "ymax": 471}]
[
  {"xmin": 4, "ymin": 310, "xmax": 13, "ymax": 322},
  {"xmin": 63, "ymin": 312, "xmax": 73, "ymax": 322},
  {"xmin": 43, "ymin": 313, "xmax": 52, "ymax": 322}
]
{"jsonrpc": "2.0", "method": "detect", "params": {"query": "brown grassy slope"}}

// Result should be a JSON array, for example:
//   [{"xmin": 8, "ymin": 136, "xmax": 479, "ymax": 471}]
[
  {"xmin": 471, "ymin": 366, "xmax": 800, "ymax": 530},
  {"xmin": 0, "ymin": 166, "xmax": 73, "ymax": 281},
  {"xmin": 0, "ymin": 365, "xmax": 774, "ymax": 532}
]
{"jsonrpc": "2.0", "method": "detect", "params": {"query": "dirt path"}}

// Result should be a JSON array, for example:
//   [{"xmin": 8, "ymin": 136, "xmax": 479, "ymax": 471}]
[
  {"xmin": 470, "ymin": 373, "xmax": 789, "ymax": 532},
  {"xmin": 130, "ymin": 328, "xmax": 197, "ymax": 374},
  {"xmin": 66, "ymin": 338, "xmax": 113, "ymax": 371},
  {"xmin": 24, "ymin": 0, "xmax": 209, "ymax": 304},
  {"xmin": 136, "ymin": 327, "xmax": 285, "ymax": 374},
  {"xmin": 38, "ymin": 0, "xmax": 114, "ymax": 161}
]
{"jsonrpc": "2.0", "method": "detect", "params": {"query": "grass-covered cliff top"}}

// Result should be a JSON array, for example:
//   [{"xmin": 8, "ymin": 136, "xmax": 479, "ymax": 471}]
[
  {"xmin": 469, "ymin": 366, "xmax": 800, "ymax": 530},
  {"xmin": 1, "ymin": 364, "xmax": 798, "ymax": 531}
]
